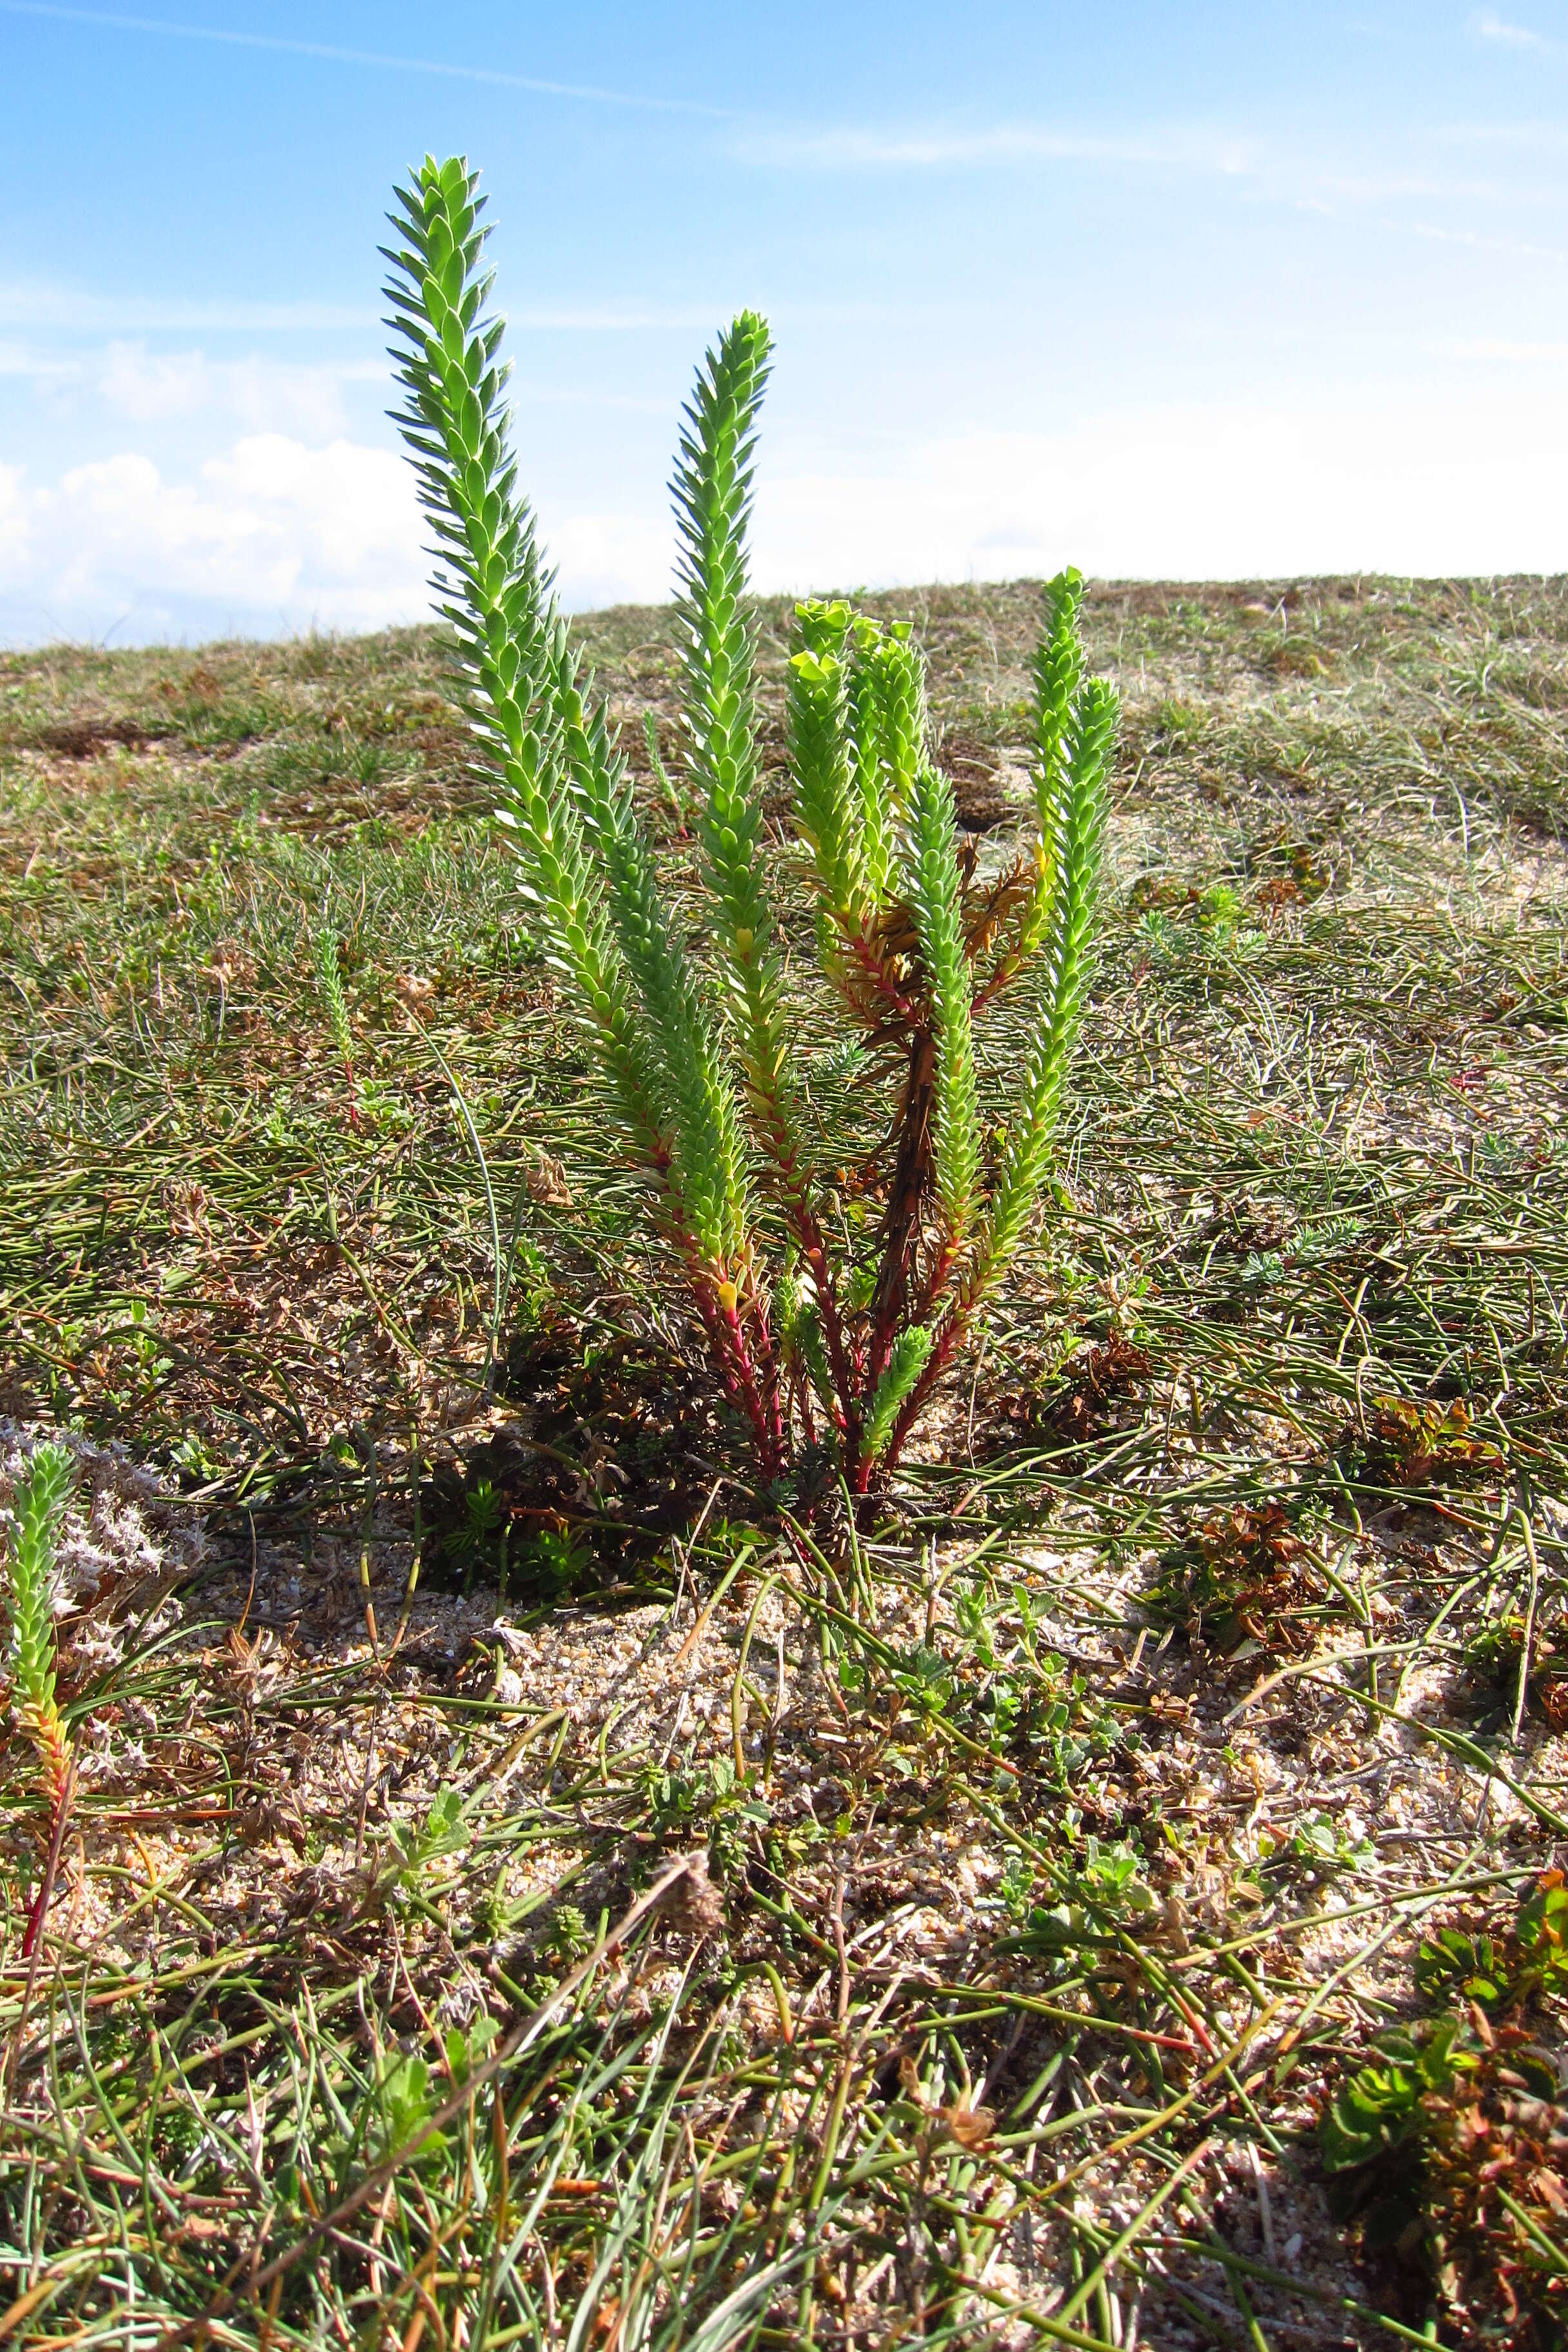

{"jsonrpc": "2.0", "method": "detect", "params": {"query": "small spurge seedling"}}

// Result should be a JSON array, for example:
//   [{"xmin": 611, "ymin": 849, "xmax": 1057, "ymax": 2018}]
[{"xmin": 3, "ymin": 1440, "xmax": 76, "ymax": 1956}]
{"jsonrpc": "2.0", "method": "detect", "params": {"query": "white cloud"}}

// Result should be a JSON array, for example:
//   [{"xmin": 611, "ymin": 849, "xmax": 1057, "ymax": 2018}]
[
  {"xmin": 1475, "ymin": 11, "xmax": 1554, "ymax": 52},
  {"xmin": 1438, "ymin": 117, "xmax": 1568, "ymax": 146},
  {"xmin": 737, "ymin": 121, "xmax": 1259, "ymax": 175},
  {"xmin": 510, "ymin": 307, "xmax": 732, "ymax": 332},
  {"xmin": 96, "ymin": 342, "xmax": 210, "ymax": 422},
  {"xmin": 7, "ymin": 387, "xmax": 1568, "ymax": 647},
  {"xmin": 1409, "ymin": 218, "xmax": 1568, "ymax": 262},
  {"xmin": 0, "ymin": 340, "xmax": 79, "ymax": 382},
  {"xmin": 1316, "ymin": 171, "xmax": 1501, "ymax": 201},
  {"xmin": 0, "ymin": 283, "xmax": 740, "ymax": 339},
  {"xmin": 750, "ymin": 392, "xmax": 1568, "ymax": 590},
  {"xmin": 730, "ymin": 116, "xmax": 1533, "ymax": 222},
  {"xmin": 0, "ymin": 433, "xmax": 428, "ymax": 640},
  {"xmin": 546, "ymin": 509, "xmax": 676, "ymax": 609},
  {"xmin": 95, "ymin": 341, "xmax": 386, "ymax": 436},
  {"xmin": 1438, "ymin": 335, "xmax": 1568, "ymax": 357},
  {"xmin": 203, "ymin": 438, "xmax": 422, "ymax": 601},
  {"xmin": 0, "ymin": 462, "xmax": 28, "ymax": 574},
  {"xmin": 0, "ymin": 280, "xmax": 376, "ymax": 334}
]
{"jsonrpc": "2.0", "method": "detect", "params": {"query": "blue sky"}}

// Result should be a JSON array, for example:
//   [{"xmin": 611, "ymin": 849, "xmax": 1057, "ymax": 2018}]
[{"xmin": 4, "ymin": 2, "xmax": 1568, "ymax": 642}]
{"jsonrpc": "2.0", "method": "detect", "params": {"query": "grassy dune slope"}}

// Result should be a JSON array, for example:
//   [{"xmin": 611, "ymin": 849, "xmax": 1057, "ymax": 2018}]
[{"xmin": 1, "ymin": 577, "xmax": 1567, "ymax": 2349}]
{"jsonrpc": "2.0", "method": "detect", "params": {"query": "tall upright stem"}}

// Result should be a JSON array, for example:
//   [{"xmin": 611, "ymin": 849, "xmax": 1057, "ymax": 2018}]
[{"xmin": 867, "ymin": 1029, "xmax": 936, "ymax": 1389}]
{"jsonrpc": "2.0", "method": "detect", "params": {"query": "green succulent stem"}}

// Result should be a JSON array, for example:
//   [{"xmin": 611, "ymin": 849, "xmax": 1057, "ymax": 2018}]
[
  {"xmin": 674, "ymin": 318, "xmax": 801, "ymax": 1166},
  {"xmin": 904, "ymin": 760, "xmax": 980, "ymax": 1254},
  {"xmin": 315, "ymin": 924, "xmax": 356, "ymax": 1081},
  {"xmin": 385, "ymin": 159, "xmax": 667, "ymax": 1173},
  {"xmin": 975, "ymin": 676, "xmax": 1117, "ymax": 1287},
  {"xmin": 862, "ymin": 1326, "xmax": 933, "ymax": 1473}
]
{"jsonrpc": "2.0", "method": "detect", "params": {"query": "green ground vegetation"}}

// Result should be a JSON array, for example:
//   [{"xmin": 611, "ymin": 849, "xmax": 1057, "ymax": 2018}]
[{"xmin": 1, "ymin": 574, "xmax": 1567, "ymax": 2347}]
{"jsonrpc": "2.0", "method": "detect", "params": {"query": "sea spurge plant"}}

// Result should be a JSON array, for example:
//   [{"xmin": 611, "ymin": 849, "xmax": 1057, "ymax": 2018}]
[
  {"xmin": 385, "ymin": 155, "xmax": 1117, "ymax": 1496},
  {"xmin": 5, "ymin": 1440, "xmax": 75, "ymax": 1953},
  {"xmin": 6, "ymin": 1443, "xmax": 72, "ymax": 1805}
]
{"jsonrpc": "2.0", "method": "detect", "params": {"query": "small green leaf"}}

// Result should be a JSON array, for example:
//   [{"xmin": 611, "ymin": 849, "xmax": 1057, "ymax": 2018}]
[
  {"xmin": 422, "ymin": 1785, "xmax": 467, "ymax": 1854},
  {"xmin": 1319, "ymin": 2017, "xmax": 1468, "ymax": 2173},
  {"xmin": 444, "ymin": 2014, "xmax": 498, "ymax": 2085}
]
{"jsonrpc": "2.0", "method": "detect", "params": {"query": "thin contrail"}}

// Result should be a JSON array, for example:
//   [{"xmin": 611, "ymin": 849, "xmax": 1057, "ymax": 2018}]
[{"xmin": 0, "ymin": 0, "xmax": 732, "ymax": 116}]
